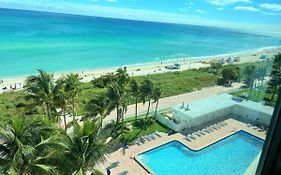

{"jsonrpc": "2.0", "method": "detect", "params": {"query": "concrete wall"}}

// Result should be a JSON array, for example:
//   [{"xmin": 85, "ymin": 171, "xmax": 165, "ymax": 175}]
[
  {"xmin": 233, "ymin": 105, "xmax": 272, "ymax": 125},
  {"xmin": 155, "ymin": 113, "xmax": 187, "ymax": 132}
]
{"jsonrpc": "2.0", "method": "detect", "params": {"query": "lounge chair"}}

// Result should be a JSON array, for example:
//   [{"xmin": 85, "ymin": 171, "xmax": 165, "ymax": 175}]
[
  {"xmin": 252, "ymin": 126, "xmax": 258, "ymax": 130},
  {"xmin": 185, "ymin": 135, "xmax": 191, "ymax": 141},
  {"xmin": 155, "ymin": 131, "xmax": 162, "ymax": 138},
  {"xmin": 207, "ymin": 127, "xmax": 213, "ymax": 132},
  {"xmin": 118, "ymin": 170, "xmax": 128, "ymax": 175},
  {"xmin": 135, "ymin": 138, "xmax": 142, "ymax": 146},
  {"xmin": 140, "ymin": 136, "xmax": 146, "ymax": 143},
  {"xmin": 108, "ymin": 161, "xmax": 120, "ymax": 169},
  {"xmin": 149, "ymin": 134, "xmax": 156, "ymax": 140},
  {"xmin": 151, "ymin": 133, "xmax": 159, "ymax": 139},
  {"xmin": 190, "ymin": 133, "xmax": 196, "ymax": 140},
  {"xmin": 199, "ymin": 130, "xmax": 206, "ymax": 135},
  {"xmin": 203, "ymin": 128, "xmax": 210, "ymax": 133},
  {"xmin": 215, "ymin": 124, "xmax": 221, "ymax": 129},
  {"xmin": 144, "ymin": 135, "xmax": 152, "ymax": 141}
]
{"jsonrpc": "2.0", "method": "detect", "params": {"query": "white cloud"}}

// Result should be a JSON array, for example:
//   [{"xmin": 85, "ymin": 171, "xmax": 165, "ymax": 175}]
[
  {"xmin": 196, "ymin": 9, "xmax": 205, "ymax": 13},
  {"xmin": 105, "ymin": 0, "xmax": 117, "ymax": 2},
  {"xmin": 179, "ymin": 8, "xmax": 187, "ymax": 11},
  {"xmin": 261, "ymin": 11, "xmax": 277, "ymax": 16},
  {"xmin": 183, "ymin": 2, "xmax": 193, "ymax": 9},
  {"xmin": 206, "ymin": 0, "xmax": 252, "ymax": 6},
  {"xmin": 260, "ymin": 3, "xmax": 281, "ymax": 11},
  {"xmin": 234, "ymin": 6, "xmax": 260, "ymax": 12},
  {"xmin": 217, "ymin": 7, "xmax": 224, "ymax": 10}
]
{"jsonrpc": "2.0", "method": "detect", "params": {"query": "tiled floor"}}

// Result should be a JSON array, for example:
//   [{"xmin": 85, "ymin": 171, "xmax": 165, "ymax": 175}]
[{"xmin": 96, "ymin": 118, "xmax": 266, "ymax": 175}]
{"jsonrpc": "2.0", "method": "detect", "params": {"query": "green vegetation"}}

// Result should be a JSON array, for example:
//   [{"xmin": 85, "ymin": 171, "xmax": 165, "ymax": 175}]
[
  {"xmin": 1, "ymin": 53, "xmax": 280, "ymax": 175},
  {"xmin": 116, "ymin": 117, "xmax": 169, "ymax": 145},
  {"xmin": 228, "ymin": 53, "xmax": 280, "ymax": 106},
  {"xmin": 267, "ymin": 53, "xmax": 281, "ymax": 101},
  {"xmin": 0, "ymin": 69, "xmax": 218, "ymax": 120},
  {"xmin": 0, "ymin": 117, "xmax": 108, "ymax": 175},
  {"xmin": 132, "ymin": 70, "xmax": 218, "ymax": 97}
]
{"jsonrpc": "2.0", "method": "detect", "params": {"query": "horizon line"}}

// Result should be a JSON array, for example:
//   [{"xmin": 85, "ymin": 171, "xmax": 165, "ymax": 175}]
[
  {"xmin": 1, "ymin": 1, "xmax": 281, "ymax": 37},
  {"xmin": 1, "ymin": 5, "xmax": 281, "ymax": 37}
]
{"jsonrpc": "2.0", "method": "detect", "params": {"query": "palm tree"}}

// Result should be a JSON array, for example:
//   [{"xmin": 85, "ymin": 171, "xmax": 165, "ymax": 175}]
[
  {"xmin": 152, "ymin": 87, "xmax": 162, "ymax": 117},
  {"xmin": 129, "ymin": 79, "xmax": 139, "ymax": 120},
  {"xmin": 107, "ymin": 83, "xmax": 127, "ymax": 124},
  {"xmin": 116, "ymin": 67, "xmax": 130, "ymax": 88},
  {"xmin": 67, "ymin": 120, "xmax": 109, "ymax": 175},
  {"xmin": 139, "ymin": 80, "xmax": 153, "ymax": 128},
  {"xmin": 65, "ymin": 73, "xmax": 81, "ymax": 122},
  {"xmin": 85, "ymin": 94, "xmax": 111, "ymax": 128},
  {"xmin": 25, "ymin": 69, "xmax": 55, "ymax": 121},
  {"xmin": 0, "ymin": 117, "xmax": 69, "ymax": 175},
  {"xmin": 54, "ymin": 78, "xmax": 69, "ymax": 129},
  {"xmin": 267, "ymin": 53, "xmax": 281, "ymax": 102}
]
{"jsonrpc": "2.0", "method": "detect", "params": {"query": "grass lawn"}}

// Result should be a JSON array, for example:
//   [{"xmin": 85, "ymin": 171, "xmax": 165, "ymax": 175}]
[
  {"xmin": 0, "ymin": 91, "xmax": 28, "ymax": 120},
  {"xmin": 132, "ymin": 70, "xmax": 218, "ymax": 97},
  {"xmin": 117, "ymin": 117, "xmax": 170, "ymax": 145}
]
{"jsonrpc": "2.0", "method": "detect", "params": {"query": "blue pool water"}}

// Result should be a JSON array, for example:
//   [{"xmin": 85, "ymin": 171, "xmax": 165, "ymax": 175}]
[{"xmin": 137, "ymin": 131, "xmax": 263, "ymax": 175}]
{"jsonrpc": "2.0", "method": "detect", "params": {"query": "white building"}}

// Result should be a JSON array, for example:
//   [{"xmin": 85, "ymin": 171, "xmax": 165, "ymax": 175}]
[{"xmin": 156, "ymin": 94, "xmax": 274, "ymax": 132}]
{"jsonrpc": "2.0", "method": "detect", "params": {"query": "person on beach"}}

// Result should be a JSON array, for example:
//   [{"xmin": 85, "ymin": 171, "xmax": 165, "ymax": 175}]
[{"xmin": 106, "ymin": 168, "xmax": 111, "ymax": 175}]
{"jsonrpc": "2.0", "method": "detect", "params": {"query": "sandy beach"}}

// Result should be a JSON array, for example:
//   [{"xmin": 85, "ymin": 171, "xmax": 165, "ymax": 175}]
[{"xmin": 1, "ymin": 46, "xmax": 280, "ymax": 92}]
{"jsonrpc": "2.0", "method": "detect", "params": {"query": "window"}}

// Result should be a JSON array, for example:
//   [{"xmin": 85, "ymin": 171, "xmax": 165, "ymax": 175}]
[{"xmin": 0, "ymin": 4, "xmax": 281, "ymax": 175}]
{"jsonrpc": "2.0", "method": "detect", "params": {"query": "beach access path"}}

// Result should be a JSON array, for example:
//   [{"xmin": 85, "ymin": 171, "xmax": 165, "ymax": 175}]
[{"xmin": 103, "ymin": 83, "xmax": 242, "ymax": 123}]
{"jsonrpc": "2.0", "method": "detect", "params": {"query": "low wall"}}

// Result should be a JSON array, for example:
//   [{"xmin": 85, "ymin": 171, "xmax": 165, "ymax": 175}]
[{"xmin": 155, "ymin": 113, "xmax": 186, "ymax": 132}]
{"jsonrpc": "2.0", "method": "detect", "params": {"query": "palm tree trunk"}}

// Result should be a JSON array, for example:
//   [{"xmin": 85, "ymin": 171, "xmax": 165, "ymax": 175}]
[
  {"xmin": 100, "ymin": 114, "xmax": 104, "ymax": 129},
  {"xmin": 271, "ymin": 86, "xmax": 277, "ymax": 102},
  {"xmin": 154, "ymin": 100, "xmax": 159, "ymax": 118},
  {"xmin": 121, "ymin": 107, "xmax": 125, "ymax": 135},
  {"xmin": 71, "ymin": 97, "xmax": 75, "ymax": 122},
  {"xmin": 116, "ymin": 104, "xmax": 120, "ymax": 123},
  {"xmin": 144, "ymin": 98, "xmax": 151, "ymax": 129},
  {"xmin": 63, "ymin": 109, "xmax": 67, "ymax": 130},
  {"xmin": 135, "ymin": 98, "xmax": 138, "ymax": 120},
  {"xmin": 46, "ymin": 103, "xmax": 51, "ymax": 120}
]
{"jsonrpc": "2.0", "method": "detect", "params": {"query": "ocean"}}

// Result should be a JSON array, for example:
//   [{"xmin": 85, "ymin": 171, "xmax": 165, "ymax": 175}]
[{"xmin": 0, "ymin": 8, "xmax": 280, "ymax": 78}]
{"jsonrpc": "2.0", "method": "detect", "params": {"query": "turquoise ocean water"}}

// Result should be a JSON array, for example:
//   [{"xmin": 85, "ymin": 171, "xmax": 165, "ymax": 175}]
[{"xmin": 0, "ymin": 8, "xmax": 281, "ymax": 78}]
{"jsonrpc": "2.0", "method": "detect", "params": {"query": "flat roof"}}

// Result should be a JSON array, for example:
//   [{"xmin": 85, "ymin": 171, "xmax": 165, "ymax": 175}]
[{"xmin": 173, "ymin": 93, "xmax": 274, "ymax": 119}]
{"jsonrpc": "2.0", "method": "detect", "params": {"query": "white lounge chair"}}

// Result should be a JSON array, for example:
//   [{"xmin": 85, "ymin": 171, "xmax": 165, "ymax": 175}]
[
  {"xmin": 144, "ymin": 135, "xmax": 152, "ymax": 141},
  {"xmin": 185, "ymin": 135, "xmax": 191, "ymax": 141},
  {"xmin": 155, "ymin": 131, "xmax": 162, "ymax": 137}
]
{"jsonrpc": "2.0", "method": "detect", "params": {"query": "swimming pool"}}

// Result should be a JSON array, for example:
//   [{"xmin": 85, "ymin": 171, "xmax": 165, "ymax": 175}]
[{"xmin": 137, "ymin": 131, "xmax": 263, "ymax": 175}]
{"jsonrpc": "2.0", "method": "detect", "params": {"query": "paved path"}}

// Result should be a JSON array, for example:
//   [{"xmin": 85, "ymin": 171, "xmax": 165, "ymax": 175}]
[{"xmin": 104, "ymin": 83, "xmax": 242, "ymax": 123}]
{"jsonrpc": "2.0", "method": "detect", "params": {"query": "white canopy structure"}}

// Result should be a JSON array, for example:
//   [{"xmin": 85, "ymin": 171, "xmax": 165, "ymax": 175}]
[{"xmin": 156, "ymin": 94, "xmax": 274, "ymax": 132}]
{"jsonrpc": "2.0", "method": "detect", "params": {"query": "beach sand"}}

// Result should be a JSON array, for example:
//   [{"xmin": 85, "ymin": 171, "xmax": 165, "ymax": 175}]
[{"xmin": 1, "ymin": 46, "xmax": 280, "ymax": 92}]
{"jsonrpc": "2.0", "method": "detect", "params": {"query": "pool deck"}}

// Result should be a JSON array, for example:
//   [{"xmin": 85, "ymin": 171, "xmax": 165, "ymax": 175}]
[{"xmin": 96, "ymin": 118, "xmax": 266, "ymax": 175}]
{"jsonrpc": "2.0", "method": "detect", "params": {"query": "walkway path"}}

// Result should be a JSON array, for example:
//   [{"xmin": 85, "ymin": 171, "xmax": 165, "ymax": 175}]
[{"xmin": 104, "ymin": 83, "xmax": 242, "ymax": 123}]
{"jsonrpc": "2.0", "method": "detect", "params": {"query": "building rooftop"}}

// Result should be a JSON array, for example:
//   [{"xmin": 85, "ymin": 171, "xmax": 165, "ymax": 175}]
[{"xmin": 173, "ymin": 93, "xmax": 274, "ymax": 120}]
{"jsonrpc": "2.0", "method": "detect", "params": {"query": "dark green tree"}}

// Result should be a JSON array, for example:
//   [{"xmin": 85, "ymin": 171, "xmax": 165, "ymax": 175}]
[
  {"xmin": 129, "ymin": 79, "xmax": 140, "ymax": 120},
  {"xmin": 25, "ymin": 70, "xmax": 56, "ymax": 121}
]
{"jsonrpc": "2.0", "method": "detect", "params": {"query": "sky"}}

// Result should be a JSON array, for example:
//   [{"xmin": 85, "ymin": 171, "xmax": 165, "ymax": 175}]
[{"xmin": 1, "ymin": 0, "xmax": 281, "ymax": 36}]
